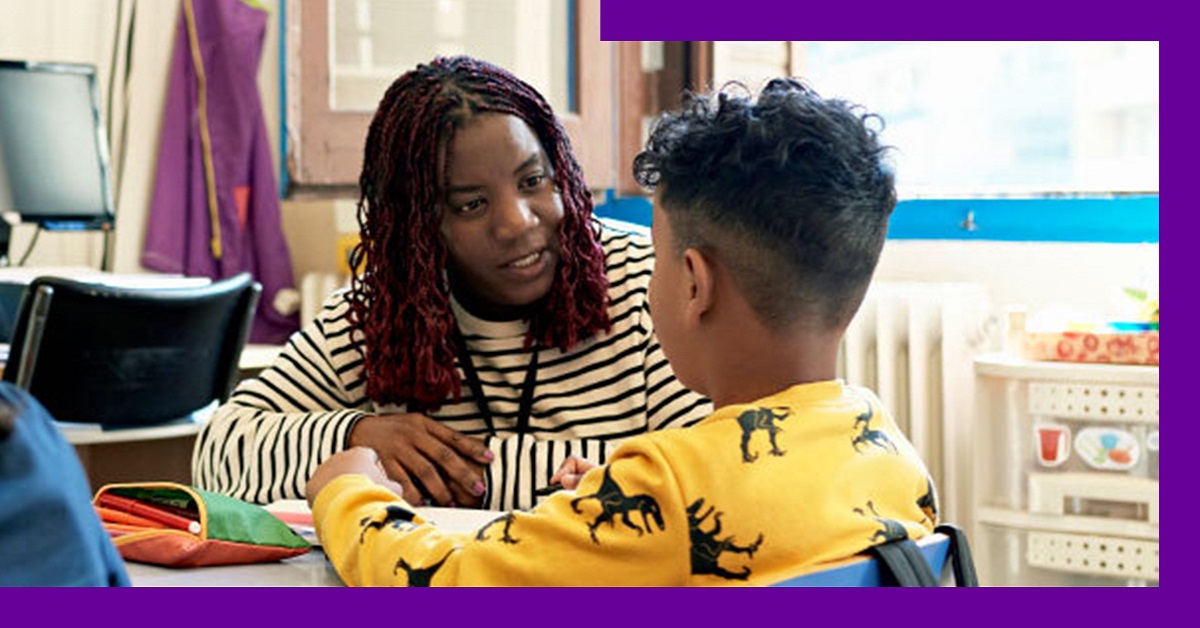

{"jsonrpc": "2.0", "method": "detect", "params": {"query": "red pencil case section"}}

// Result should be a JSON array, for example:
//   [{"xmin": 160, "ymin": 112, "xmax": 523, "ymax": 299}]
[{"xmin": 94, "ymin": 482, "xmax": 311, "ymax": 568}]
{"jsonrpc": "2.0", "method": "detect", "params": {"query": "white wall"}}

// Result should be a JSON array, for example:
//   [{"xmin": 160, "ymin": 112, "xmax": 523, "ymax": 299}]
[
  {"xmin": 877, "ymin": 240, "xmax": 1159, "ymax": 317},
  {"xmin": 0, "ymin": 4, "xmax": 1159, "ymax": 316},
  {"xmin": 0, "ymin": 0, "xmax": 280, "ymax": 272}
]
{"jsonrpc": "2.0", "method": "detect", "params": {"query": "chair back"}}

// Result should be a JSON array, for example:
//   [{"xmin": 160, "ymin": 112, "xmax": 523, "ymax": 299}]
[
  {"xmin": 0, "ymin": 281, "xmax": 26, "ymax": 342},
  {"xmin": 773, "ymin": 524, "xmax": 978, "ymax": 587},
  {"xmin": 2, "ymin": 273, "xmax": 259, "ymax": 426}
]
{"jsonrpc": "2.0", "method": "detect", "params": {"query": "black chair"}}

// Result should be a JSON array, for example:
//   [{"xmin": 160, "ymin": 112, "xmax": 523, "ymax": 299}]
[
  {"xmin": 2, "ymin": 273, "xmax": 260, "ymax": 426},
  {"xmin": 0, "ymin": 281, "xmax": 26, "ymax": 343}
]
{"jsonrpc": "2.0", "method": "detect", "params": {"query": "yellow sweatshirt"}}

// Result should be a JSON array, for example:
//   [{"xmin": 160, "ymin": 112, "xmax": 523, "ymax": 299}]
[{"xmin": 312, "ymin": 380, "xmax": 937, "ymax": 586}]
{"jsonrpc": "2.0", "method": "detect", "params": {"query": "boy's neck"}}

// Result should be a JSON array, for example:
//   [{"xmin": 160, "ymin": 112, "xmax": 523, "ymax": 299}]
[{"xmin": 701, "ymin": 327, "xmax": 843, "ymax": 410}]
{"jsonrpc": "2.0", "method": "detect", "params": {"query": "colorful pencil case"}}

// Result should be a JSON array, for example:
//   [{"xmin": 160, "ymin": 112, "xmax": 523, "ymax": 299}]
[{"xmin": 93, "ymin": 482, "xmax": 311, "ymax": 567}]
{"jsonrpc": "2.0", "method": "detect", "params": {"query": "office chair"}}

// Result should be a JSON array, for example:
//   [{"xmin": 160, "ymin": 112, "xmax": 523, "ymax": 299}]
[
  {"xmin": 2, "ymin": 273, "xmax": 260, "ymax": 426},
  {"xmin": 0, "ymin": 281, "xmax": 26, "ymax": 343},
  {"xmin": 772, "ymin": 524, "xmax": 978, "ymax": 587}
]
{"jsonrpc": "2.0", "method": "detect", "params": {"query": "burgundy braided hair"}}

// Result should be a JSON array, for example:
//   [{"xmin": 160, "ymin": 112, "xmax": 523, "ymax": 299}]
[{"xmin": 346, "ymin": 56, "xmax": 610, "ymax": 409}]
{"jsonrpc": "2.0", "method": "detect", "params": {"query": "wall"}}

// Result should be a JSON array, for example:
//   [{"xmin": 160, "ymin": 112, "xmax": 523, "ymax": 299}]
[
  {"xmin": 876, "ymin": 240, "xmax": 1159, "ymax": 317},
  {"xmin": 0, "ymin": 4, "xmax": 1159, "ymax": 319},
  {"xmin": 0, "ymin": 0, "xmax": 281, "ymax": 272}
]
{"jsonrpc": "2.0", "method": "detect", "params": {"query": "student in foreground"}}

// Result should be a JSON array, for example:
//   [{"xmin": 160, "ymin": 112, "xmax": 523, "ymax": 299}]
[{"xmin": 305, "ymin": 78, "xmax": 938, "ymax": 586}]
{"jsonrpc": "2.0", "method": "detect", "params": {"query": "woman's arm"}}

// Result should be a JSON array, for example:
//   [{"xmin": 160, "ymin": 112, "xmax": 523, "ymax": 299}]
[{"xmin": 192, "ymin": 291, "xmax": 370, "ymax": 504}]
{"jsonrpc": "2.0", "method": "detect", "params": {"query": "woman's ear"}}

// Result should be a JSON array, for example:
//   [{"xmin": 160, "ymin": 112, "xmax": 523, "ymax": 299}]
[{"xmin": 683, "ymin": 247, "xmax": 714, "ymax": 324}]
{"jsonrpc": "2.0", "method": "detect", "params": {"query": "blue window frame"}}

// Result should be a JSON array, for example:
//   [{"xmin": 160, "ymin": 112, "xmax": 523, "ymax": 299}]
[
  {"xmin": 598, "ymin": 42, "xmax": 1159, "ymax": 244},
  {"xmin": 593, "ymin": 193, "xmax": 1159, "ymax": 243}
]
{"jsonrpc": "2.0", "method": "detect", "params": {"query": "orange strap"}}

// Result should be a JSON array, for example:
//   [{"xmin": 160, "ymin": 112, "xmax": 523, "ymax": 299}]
[{"xmin": 182, "ymin": 0, "xmax": 223, "ymax": 260}]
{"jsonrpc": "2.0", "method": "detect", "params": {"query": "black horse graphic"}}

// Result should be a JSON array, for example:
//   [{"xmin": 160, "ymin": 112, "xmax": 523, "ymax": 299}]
[
  {"xmin": 850, "ymin": 405, "xmax": 897, "ymax": 453},
  {"xmin": 475, "ymin": 512, "xmax": 519, "ymax": 544},
  {"xmin": 359, "ymin": 505, "xmax": 419, "ymax": 544},
  {"xmin": 687, "ymin": 498, "xmax": 764, "ymax": 581},
  {"xmin": 570, "ymin": 466, "xmax": 664, "ymax": 544},
  {"xmin": 917, "ymin": 478, "xmax": 938, "ymax": 526},
  {"xmin": 854, "ymin": 500, "xmax": 909, "ymax": 543},
  {"xmin": 394, "ymin": 549, "xmax": 458, "ymax": 587},
  {"xmin": 737, "ymin": 406, "xmax": 790, "ymax": 462}
]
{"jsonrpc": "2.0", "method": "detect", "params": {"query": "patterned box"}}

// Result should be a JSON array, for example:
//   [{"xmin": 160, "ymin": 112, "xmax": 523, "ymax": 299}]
[{"xmin": 1024, "ymin": 331, "xmax": 1159, "ymax": 366}]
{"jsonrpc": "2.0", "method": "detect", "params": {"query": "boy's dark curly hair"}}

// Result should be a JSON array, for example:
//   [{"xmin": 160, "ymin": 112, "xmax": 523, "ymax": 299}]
[
  {"xmin": 347, "ymin": 56, "xmax": 610, "ymax": 409},
  {"xmin": 633, "ymin": 78, "xmax": 896, "ymax": 330}
]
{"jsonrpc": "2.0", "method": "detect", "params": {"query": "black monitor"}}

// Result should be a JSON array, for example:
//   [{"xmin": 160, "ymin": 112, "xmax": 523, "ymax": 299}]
[{"xmin": 0, "ymin": 60, "xmax": 115, "ymax": 263}]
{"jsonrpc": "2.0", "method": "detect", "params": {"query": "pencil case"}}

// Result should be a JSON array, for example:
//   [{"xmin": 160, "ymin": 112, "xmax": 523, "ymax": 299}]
[{"xmin": 93, "ymin": 482, "xmax": 311, "ymax": 567}]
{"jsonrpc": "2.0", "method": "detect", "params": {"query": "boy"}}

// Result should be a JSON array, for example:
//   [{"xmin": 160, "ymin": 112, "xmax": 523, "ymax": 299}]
[{"xmin": 305, "ymin": 78, "xmax": 937, "ymax": 586}]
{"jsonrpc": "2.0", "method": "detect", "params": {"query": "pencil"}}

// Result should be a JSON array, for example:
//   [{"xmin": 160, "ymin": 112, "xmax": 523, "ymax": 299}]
[
  {"xmin": 95, "ymin": 505, "xmax": 168, "ymax": 529},
  {"xmin": 97, "ymin": 493, "xmax": 202, "ymax": 534},
  {"xmin": 533, "ymin": 483, "xmax": 565, "ymax": 497},
  {"xmin": 102, "ymin": 522, "xmax": 158, "ymax": 536}
]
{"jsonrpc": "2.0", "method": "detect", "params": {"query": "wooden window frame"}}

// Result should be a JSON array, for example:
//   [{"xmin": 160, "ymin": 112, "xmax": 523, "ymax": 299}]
[{"xmin": 287, "ymin": 0, "xmax": 613, "ymax": 190}]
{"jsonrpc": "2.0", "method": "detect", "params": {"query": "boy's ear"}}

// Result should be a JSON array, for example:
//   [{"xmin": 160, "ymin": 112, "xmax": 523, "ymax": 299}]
[{"xmin": 683, "ymin": 247, "xmax": 715, "ymax": 322}]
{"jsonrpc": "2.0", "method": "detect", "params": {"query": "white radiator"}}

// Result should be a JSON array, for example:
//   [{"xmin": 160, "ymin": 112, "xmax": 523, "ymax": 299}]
[
  {"xmin": 299, "ymin": 272, "xmax": 349, "ymax": 326},
  {"xmin": 840, "ymin": 282, "xmax": 994, "ymax": 530}
]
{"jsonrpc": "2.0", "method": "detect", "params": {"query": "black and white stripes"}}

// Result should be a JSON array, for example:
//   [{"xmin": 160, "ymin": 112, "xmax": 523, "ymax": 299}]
[{"xmin": 193, "ymin": 229, "xmax": 712, "ymax": 509}]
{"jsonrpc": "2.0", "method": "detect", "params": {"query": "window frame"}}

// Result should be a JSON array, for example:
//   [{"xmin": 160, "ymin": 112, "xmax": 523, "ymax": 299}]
[
  {"xmin": 598, "ymin": 41, "xmax": 1159, "ymax": 244},
  {"xmin": 286, "ymin": 0, "xmax": 614, "ymax": 189}
]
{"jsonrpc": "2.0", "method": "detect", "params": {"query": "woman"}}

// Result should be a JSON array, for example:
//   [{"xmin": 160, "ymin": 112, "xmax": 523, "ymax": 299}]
[{"xmin": 193, "ymin": 56, "xmax": 710, "ymax": 510}]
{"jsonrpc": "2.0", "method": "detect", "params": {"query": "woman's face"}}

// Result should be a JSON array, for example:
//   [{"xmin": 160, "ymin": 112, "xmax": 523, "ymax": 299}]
[{"xmin": 438, "ymin": 113, "xmax": 564, "ymax": 320}]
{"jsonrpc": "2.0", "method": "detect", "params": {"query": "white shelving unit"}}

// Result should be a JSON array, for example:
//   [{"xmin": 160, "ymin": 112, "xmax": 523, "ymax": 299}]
[{"xmin": 973, "ymin": 353, "xmax": 1159, "ymax": 586}]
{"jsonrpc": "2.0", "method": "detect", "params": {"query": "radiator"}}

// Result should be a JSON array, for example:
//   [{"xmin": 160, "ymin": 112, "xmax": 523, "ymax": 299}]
[
  {"xmin": 840, "ymin": 282, "xmax": 994, "ymax": 530},
  {"xmin": 299, "ymin": 272, "xmax": 349, "ymax": 326}
]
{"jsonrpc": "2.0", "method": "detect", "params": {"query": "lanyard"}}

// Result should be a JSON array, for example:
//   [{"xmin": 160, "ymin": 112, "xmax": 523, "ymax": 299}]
[{"xmin": 453, "ymin": 327, "xmax": 539, "ymax": 435}]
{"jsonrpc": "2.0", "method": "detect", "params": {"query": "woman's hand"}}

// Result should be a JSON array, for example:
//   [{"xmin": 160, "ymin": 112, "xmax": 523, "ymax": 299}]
[
  {"xmin": 305, "ymin": 447, "xmax": 407, "ymax": 508},
  {"xmin": 550, "ymin": 456, "xmax": 598, "ymax": 491},
  {"xmin": 348, "ymin": 413, "xmax": 493, "ymax": 507}
]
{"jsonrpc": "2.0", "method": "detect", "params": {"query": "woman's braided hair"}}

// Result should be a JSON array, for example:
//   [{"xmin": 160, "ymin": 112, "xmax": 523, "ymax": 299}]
[{"xmin": 346, "ymin": 56, "xmax": 610, "ymax": 409}]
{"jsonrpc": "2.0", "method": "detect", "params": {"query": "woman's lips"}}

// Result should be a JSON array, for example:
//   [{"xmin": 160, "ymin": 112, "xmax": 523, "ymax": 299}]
[
  {"xmin": 500, "ymin": 249, "xmax": 551, "ymax": 279},
  {"xmin": 507, "ymin": 250, "xmax": 543, "ymax": 269}
]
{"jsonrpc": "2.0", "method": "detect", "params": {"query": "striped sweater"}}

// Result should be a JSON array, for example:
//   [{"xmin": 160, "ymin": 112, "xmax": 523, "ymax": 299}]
[{"xmin": 193, "ymin": 228, "xmax": 713, "ymax": 509}]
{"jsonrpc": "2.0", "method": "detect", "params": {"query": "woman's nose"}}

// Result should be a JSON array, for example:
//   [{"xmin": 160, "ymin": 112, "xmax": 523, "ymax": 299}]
[{"xmin": 491, "ymin": 194, "xmax": 538, "ymax": 239}]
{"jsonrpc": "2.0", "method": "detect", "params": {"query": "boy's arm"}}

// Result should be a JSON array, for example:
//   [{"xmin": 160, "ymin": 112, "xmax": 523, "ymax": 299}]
[{"xmin": 312, "ymin": 443, "xmax": 690, "ymax": 586}]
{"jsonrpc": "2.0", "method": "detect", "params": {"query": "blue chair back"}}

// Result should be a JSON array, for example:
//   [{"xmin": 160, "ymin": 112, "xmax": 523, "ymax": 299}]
[{"xmin": 773, "ymin": 524, "xmax": 977, "ymax": 587}]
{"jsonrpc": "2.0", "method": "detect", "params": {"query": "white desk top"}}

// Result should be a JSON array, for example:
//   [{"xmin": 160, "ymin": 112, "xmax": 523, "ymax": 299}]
[
  {"xmin": 126, "ymin": 550, "xmax": 344, "ymax": 587},
  {"xmin": 0, "ymin": 343, "xmax": 281, "ymax": 372},
  {"xmin": 0, "ymin": 266, "xmax": 211, "ymax": 289},
  {"xmin": 239, "ymin": 343, "xmax": 283, "ymax": 371}
]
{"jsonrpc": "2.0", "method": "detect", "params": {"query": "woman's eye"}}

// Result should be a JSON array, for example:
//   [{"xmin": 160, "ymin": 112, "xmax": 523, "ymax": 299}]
[
  {"xmin": 520, "ymin": 173, "xmax": 546, "ymax": 190},
  {"xmin": 457, "ymin": 197, "xmax": 486, "ymax": 214}
]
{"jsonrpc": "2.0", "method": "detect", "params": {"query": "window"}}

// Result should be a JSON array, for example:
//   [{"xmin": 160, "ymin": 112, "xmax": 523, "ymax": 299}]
[
  {"xmin": 288, "ymin": 0, "xmax": 614, "ymax": 189},
  {"xmin": 799, "ymin": 42, "xmax": 1158, "ymax": 197},
  {"xmin": 329, "ymin": 0, "xmax": 571, "ymax": 113},
  {"xmin": 600, "ymin": 41, "xmax": 1159, "ymax": 243}
]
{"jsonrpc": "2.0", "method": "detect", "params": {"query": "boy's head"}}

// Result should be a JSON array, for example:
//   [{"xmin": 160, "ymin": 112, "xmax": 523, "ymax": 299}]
[
  {"xmin": 638, "ymin": 78, "xmax": 892, "ymax": 393},
  {"xmin": 635, "ymin": 79, "xmax": 895, "ymax": 390}
]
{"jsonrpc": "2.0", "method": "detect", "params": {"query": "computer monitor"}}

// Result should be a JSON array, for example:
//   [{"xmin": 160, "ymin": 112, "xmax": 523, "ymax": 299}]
[{"xmin": 0, "ymin": 60, "xmax": 115, "ymax": 262}]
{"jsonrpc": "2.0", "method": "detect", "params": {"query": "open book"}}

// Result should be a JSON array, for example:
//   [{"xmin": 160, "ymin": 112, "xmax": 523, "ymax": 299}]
[{"xmin": 265, "ymin": 499, "xmax": 504, "ymax": 547}]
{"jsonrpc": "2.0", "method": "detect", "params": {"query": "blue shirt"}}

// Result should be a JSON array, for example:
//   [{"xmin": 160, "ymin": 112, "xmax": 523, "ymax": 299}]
[{"xmin": 0, "ymin": 382, "xmax": 129, "ymax": 586}]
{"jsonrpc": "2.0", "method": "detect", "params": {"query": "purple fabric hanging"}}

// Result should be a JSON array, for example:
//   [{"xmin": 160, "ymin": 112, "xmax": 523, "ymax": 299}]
[{"xmin": 143, "ymin": 0, "xmax": 298, "ymax": 344}]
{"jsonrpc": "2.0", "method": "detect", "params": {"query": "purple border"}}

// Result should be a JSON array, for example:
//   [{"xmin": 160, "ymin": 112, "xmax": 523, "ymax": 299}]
[
  {"xmin": 598, "ymin": 0, "xmax": 1162, "ymax": 40},
  {"xmin": 8, "ymin": 0, "xmax": 1173, "ymax": 623}
]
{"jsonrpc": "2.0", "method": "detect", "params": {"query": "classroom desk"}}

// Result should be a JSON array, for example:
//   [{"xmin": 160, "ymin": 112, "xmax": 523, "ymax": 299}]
[
  {"xmin": 124, "ymin": 505, "xmax": 497, "ymax": 586},
  {"xmin": 126, "ymin": 550, "xmax": 344, "ymax": 587},
  {"xmin": 0, "ymin": 342, "xmax": 283, "ymax": 490}
]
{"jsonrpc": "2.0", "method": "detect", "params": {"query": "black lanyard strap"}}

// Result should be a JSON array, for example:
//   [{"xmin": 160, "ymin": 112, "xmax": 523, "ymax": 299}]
[{"xmin": 454, "ymin": 327, "xmax": 539, "ymax": 435}]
